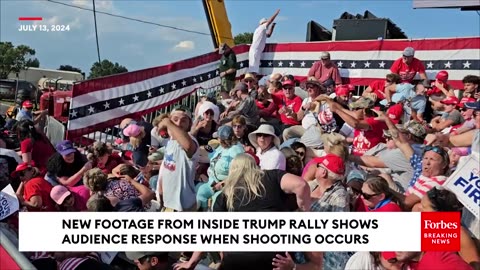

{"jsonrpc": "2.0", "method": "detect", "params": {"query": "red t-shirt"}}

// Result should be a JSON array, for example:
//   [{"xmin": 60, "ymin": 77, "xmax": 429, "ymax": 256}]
[
  {"xmin": 97, "ymin": 152, "xmax": 124, "ymax": 174},
  {"xmin": 20, "ymin": 137, "xmax": 56, "ymax": 174},
  {"xmin": 23, "ymin": 177, "xmax": 56, "ymax": 212},
  {"xmin": 274, "ymin": 94, "xmax": 302, "ymax": 126},
  {"xmin": 352, "ymin": 117, "xmax": 387, "ymax": 156},
  {"xmin": 390, "ymin": 58, "xmax": 426, "ymax": 84},
  {"xmin": 368, "ymin": 80, "xmax": 387, "ymax": 100},
  {"xmin": 417, "ymin": 252, "xmax": 473, "ymax": 270}
]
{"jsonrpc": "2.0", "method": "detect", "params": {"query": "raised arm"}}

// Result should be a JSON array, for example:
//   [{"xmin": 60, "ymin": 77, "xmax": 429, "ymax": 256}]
[
  {"xmin": 266, "ymin": 9, "xmax": 280, "ymax": 28},
  {"xmin": 280, "ymin": 173, "xmax": 311, "ymax": 211},
  {"xmin": 159, "ymin": 118, "xmax": 197, "ymax": 158},
  {"xmin": 378, "ymin": 110, "xmax": 414, "ymax": 161}
]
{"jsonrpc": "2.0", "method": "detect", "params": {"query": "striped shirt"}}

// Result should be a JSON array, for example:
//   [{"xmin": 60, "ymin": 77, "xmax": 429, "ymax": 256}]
[
  {"xmin": 59, "ymin": 252, "xmax": 101, "ymax": 270},
  {"xmin": 405, "ymin": 174, "xmax": 447, "ymax": 198}
]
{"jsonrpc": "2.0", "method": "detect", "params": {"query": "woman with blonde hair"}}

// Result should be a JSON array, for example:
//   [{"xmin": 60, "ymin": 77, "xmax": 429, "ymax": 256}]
[
  {"xmin": 122, "ymin": 124, "xmax": 149, "ymax": 167},
  {"xmin": 214, "ymin": 153, "xmax": 311, "ymax": 212},
  {"xmin": 213, "ymin": 153, "xmax": 311, "ymax": 269}
]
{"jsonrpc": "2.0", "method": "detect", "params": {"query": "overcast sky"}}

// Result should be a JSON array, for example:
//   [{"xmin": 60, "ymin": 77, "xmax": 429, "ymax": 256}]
[{"xmin": 1, "ymin": 0, "xmax": 479, "ymax": 75}]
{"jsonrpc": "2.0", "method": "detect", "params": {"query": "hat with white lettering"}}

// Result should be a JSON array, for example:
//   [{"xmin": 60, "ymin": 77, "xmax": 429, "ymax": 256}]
[{"xmin": 316, "ymin": 153, "xmax": 345, "ymax": 176}]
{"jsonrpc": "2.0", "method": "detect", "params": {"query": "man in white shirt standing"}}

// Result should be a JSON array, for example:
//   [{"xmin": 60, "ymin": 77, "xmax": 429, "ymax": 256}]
[
  {"xmin": 156, "ymin": 106, "xmax": 199, "ymax": 212},
  {"xmin": 248, "ymin": 9, "xmax": 280, "ymax": 75}
]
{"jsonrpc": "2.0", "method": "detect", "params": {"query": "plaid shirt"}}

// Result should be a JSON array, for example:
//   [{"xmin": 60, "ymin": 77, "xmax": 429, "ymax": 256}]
[
  {"xmin": 310, "ymin": 181, "xmax": 352, "ymax": 270},
  {"xmin": 310, "ymin": 181, "xmax": 350, "ymax": 213}
]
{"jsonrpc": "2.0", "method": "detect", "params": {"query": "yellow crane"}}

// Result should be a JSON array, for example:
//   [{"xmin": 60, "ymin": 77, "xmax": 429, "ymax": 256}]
[{"xmin": 202, "ymin": 0, "xmax": 235, "ymax": 48}]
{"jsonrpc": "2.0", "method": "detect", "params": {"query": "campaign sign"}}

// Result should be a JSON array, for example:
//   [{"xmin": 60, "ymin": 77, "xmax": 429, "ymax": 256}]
[
  {"xmin": 0, "ymin": 184, "xmax": 19, "ymax": 220},
  {"xmin": 443, "ymin": 156, "xmax": 480, "ymax": 219}
]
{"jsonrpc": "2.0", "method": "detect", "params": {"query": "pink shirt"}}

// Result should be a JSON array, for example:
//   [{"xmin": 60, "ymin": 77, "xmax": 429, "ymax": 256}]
[{"xmin": 308, "ymin": 62, "xmax": 342, "ymax": 85}]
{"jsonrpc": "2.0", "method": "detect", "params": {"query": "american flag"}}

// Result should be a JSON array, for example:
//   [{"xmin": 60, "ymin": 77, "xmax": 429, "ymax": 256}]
[{"xmin": 67, "ymin": 37, "xmax": 480, "ymax": 139}]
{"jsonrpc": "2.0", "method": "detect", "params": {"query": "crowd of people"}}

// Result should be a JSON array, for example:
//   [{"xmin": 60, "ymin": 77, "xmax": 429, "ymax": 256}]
[{"xmin": 1, "ymin": 43, "xmax": 480, "ymax": 270}]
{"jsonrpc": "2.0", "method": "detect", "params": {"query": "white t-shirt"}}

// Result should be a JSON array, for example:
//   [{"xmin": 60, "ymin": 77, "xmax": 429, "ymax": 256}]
[
  {"xmin": 256, "ymin": 147, "xmax": 286, "ymax": 170},
  {"xmin": 159, "ymin": 135, "xmax": 199, "ymax": 211},
  {"xmin": 345, "ymin": 252, "xmax": 384, "ymax": 270},
  {"xmin": 248, "ymin": 24, "xmax": 268, "ymax": 73},
  {"xmin": 301, "ymin": 97, "xmax": 318, "ymax": 130}
]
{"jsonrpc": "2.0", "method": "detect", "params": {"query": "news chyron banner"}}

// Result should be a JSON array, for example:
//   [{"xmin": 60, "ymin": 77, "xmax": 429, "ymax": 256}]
[{"xmin": 19, "ymin": 212, "xmax": 461, "ymax": 252}]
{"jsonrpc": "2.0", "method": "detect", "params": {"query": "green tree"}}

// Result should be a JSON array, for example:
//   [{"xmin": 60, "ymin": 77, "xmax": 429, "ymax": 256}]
[
  {"xmin": 88, "ymin": 59, "xmax": 128, "ymax": 79},
  {"xmin": 26, "ymin": 58, "xmax": 40, "ymax": 68},
  {"xmin": 234, "ymin": 32, "xmax": 253, "ymax": 45},
  {"xmin": 58, "ymin": 65, "xmax": 82, "ymax": 73},
  {"xmin": 0, "ymin": 42, "xmax": 40, "ymax": 79}
]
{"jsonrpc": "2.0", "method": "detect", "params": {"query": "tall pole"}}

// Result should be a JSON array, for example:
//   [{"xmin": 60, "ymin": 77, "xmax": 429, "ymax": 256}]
[{"xmin": 93, "ymin": 0, "xmax": 101, "ymax": 64}]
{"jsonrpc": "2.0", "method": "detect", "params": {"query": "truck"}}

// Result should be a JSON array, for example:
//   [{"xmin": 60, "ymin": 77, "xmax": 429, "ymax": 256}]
[{"xmin": 8, "ymin": 67, "xmax": 84, "ymax": 89}]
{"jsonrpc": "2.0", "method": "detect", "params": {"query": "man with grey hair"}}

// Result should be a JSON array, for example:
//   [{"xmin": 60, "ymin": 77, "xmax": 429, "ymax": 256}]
[
  {"xmin": 390, "ymin": 47, "xmax": 428, "ymax": 85},
  {"xmin": 248, "ymin": 9, "xmax": 280, "ymax": 75},
  {"xmin": 308, "ymin": 51, "xmax": 342, "ymax": 85}
]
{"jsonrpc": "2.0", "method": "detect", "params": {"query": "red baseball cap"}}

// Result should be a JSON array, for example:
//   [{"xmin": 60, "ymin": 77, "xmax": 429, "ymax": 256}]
[
  {"xmin": 317, "ymin": 153, "xmax": 345, "ymax": 175},
  {"xmin": 335, "ymin": 85, "xmax": 350, "ymax": 97},
  {"xmin": 458, "ymin": 98, "xmax": 476, "ymax": 108},
  {"xmin": 387, "ymin": 104, "xmax": 403, "ymax": 124},
  {"xmin": 435, "ymin": 70, "xmax": 449, "ymax": 82},
  {"xmin": 245, "ymin": 150, "xmax": 260, "ymax": 166},
  {"xmin": 11, "ymin": 161, "xmax": 35, "ymax": 178},
  {"xmin": 282, "ymin": 80, "xmax": 295, "ymax": 87},
  {"xmin": 382, "ymin": 252, "xmax": 397, "ymax": 261},
  {"xmin": 22, "ymin": 100, "xmax": 33, "ymax": 108},
  {"xmin": 440, "ymin": 96, "xmax": 459, "ymax": 106}
]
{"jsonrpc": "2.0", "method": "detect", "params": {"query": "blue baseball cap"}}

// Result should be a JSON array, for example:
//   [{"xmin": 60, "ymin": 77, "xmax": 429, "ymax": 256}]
[
  {"xmin": 56, "ymin": 140, "xmax": 76, "ymax": 156},
  {"xmin": 464, "ymin": 101, "xmax": 480, "ymax": 111},
  {"xmin": 217, "ymin": 125, "xmax": 234, "ymax": 140}
]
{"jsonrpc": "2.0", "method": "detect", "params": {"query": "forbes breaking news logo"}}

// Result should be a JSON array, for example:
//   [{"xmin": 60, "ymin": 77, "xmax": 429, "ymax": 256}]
[{"xmin": 421, "ymin": 212, "xmax": 461, "ymax": 252}]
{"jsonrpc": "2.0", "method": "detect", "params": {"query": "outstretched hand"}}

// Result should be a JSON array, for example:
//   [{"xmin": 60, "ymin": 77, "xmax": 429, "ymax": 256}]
[{"xmin": 272, "ymin": 252, "xmax": 295, "ymax": 270}]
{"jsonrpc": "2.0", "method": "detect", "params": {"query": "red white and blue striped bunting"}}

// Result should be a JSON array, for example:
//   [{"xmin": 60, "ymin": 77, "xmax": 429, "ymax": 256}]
[{"xmin": 67, "ymin": 37, "xmax": 480, "ymax": 139}]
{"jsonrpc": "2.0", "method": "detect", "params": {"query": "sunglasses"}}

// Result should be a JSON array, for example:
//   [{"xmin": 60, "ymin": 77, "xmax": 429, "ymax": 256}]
[
  {"xmin": 244, "ymin": 80, "xmax": 254, "ymax": 83},
  {"xmin": 362, "ymin": 192, "xmax": 380, "ymax": 200},
  {"xmin": 295, "ymin": 151, "xmax": 305, "ymax": 157},
  {"xmin": 257, "ymin": 133, "xmax": 271, "ymax": 138},
  {"xmin": 321, "ymin": 58, "xmax": 330, "ymax": 60},
  {"xmin": 382, "ymin": 135, "xmax": 393, "ymax": 141},
  {"xmin": 204, "ymin": 110, "xmax": 214, "ymax": 115},
  {"xmin": 424, "ymin": 145, "xmax": 448, "ymax": 158}
]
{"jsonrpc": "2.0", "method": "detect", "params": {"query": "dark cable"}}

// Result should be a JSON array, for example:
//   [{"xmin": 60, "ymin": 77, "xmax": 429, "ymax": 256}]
[
  {"xmin": 92, "ymin": 0, "xmax": 101, "ymax": 64},
  {"xmin": 46, "ymin": 0, "xmax": 233, "ymax": 40}
]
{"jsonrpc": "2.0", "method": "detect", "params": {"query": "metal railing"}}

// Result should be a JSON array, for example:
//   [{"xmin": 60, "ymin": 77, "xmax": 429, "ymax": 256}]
[
  {"xmin": 0, "ymin": 228, "xmax": 37, "ymax": 270},
  {"xmin": 66, "ymin": 83, "xmax": 365, "ymax": 147},
  {"xmin": 73, "ymin": 86, "xmax": 220, "ymax": 146}
]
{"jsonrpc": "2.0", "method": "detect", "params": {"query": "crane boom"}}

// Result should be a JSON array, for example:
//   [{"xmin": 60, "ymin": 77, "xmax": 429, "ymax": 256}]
[{"xmin": 202, "ymin": 0, "xmax": 235, "ymax": 49}]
